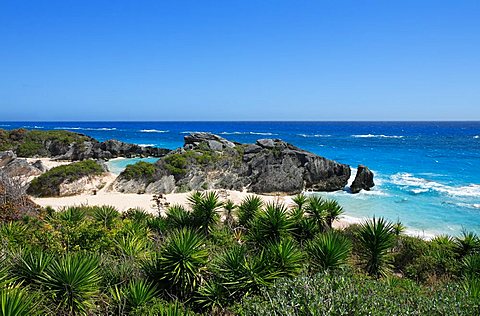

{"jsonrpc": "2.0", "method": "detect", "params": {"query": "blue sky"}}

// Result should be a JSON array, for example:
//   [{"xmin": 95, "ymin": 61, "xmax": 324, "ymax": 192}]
[{"xmin": 0, "ymin": 1, "xmax": 479, "ymax": 121}]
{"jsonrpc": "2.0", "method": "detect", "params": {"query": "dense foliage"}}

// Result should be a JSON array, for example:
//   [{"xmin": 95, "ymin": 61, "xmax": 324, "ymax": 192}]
[
  {"xmin": 0, "ymin": 193, "xmax": 478, "ymax": 315},
  {"xmin": 27, "ymin": 160, "xmax": 104, "ymax": 197},
  {"xmin": 121, "ymin": 161, "xmax": 157, "ymax": 181},
  {"xmin": 0, "ymin": 128, "xmax": 90, "ymax": 157}
]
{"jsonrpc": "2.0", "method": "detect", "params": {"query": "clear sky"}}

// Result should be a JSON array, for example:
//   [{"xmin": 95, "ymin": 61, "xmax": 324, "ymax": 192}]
[{"xmin": 0, "ymin": 1, "xmax": 479, "ymax": 121}]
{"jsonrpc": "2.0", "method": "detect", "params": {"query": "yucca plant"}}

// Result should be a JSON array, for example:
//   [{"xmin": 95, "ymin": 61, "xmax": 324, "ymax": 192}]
[
  {"xmin": 0, "ymin": 263, "xmax": 15, "ymax": 289},
  {"xmin": 123, "ymin": 207, "xmax": 152, "ymax": 225},
  {"xmin": 323, "ymin": 199, "xmax": 344, "ymax": 229},
  {"xmin": 357, "ymin": 217, "xmax": 395, "ymax": 278},
  {"xmin": 215, "ymin": 245, "xmax": 277, "ymax": 298},
  {"xmin": 11, "ymin": 247, "xmax": 54, "ymax": 285},
  {"xmin": 266, "ymin": 239, "xmax": 304, "ymax": 277},
  {"xmin": 249, "ymin": 202, "xmax": 293, "ymax": 244},
  {"xmin": 40, "ymin": 253, "xmax": 101, "ymax": 315},
  {"xmin": 195, "ymin": 280, "xmax": 228, "ymax": 312},
  {"xmin": 0, "ymin": 221, "xmax": 28, "ymax": 246},
  {"xmin": 392, "ymin": 220, "xmax": 406, "ymax": 237},
  {"xmin": 455, "ymin": 231, "xmax": 480, "ymax": 258},
  {"xmin": 144, "ymin": 228, "xmax": 208, "ymax": 299},
  {"xmin": 305, "ymin": 196, "xmax": 327, "ymax": 231},
  {"xmin": 58, "ymin": 206, "xmax": 87, "ymax": 225},
  {"xmin": 307, "ymin": 231, "xmax": 352, "ymax": 272},
  {"xmin": 290, "ymin": 207, "xmax": 318, "ymax": 244},
  {"xmin": 237, "ymin": 195, "xmax": 263, "ymax": 228},
  {"xmin": 165, "ymin": 204, "xmax": 192, "ymax": 229},
  {"xmin": 189, "ymin": 191, "xmax": 223, "ymax": 235},
  {"xmin": 462, "ymin": 253, "xmax": 480, "ymax": 278},
  {"xmin": 114, "ymin": 233, "xmax": 151, "ymax": 260},
  {"xmin": 110, "ymin": 279, "xmax": 158, "ymax": 312},
  {"xmin": 291, "ymin": 194, "xmax": 308, "ymax": 211},
  {"xmin": 0, "ymin": 286, "xmax": 40, "ymax": 316},
  {"xmin": 91, "ymin": 205, "xmax": 119, "ymax": 228},
  {"xmin": 463, "ymin": 276, "xmax": 480, "ymax": 300},
  {"xmin": 222, "ymin": 199, "xmax": 236, "ymax": 229}
]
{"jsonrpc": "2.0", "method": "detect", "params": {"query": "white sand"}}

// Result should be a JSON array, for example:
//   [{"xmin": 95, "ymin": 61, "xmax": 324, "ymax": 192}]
[
  {"xmin": 26, "ymin": 158, "xmax": 71, "ymax": 170},
  {"xmin": 33, "ymin": 189, "xmax": 353, "ymax": 228}
]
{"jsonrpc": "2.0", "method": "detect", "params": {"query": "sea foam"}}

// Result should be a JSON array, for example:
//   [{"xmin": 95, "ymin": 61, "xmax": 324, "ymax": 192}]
[
  {"xmin": 297, "ymin": 134, "xmax": 331, "ymax": 138},
  {"xmin": 139, "ymin": 129, "xmax": 169, "ymax": 133},
  {"xmin": 352, "ymin": 134, "xmax": 404, "ymax": 139},
  {"xmin": 391, "ymin": 172, "xmax": 480, "ymax": 197},
  {"xmin": 220, "ymin": 131, "xmax": 278, "ymax": 136}
]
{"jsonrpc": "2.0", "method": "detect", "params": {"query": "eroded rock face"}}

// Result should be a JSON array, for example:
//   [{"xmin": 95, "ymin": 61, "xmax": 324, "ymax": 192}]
[
  {"xmin": 113, "ymin": 133, "xmax": 351, "ymax": 195},
  {"xmin": 0, "ymin": 151, "xmax": 16, "ymax": 167},
  {"xmin": 53, "ymin": 139, "xmax": 171, "ymax": 161},
  {"xmin": 350, "ymin": 165, "xmax": 375, "ymax": 193}
]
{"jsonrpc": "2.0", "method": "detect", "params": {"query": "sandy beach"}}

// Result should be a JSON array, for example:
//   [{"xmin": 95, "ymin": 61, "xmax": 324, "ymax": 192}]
[{"xmin": 33, "ymin": 188, "xmax": 359, "ymax": 229}]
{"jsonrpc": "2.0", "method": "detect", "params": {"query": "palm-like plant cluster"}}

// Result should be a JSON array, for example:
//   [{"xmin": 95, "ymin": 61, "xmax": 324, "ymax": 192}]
[{"xmin": 0, "ymin": 192, "xmax": 478, "ymax": 314}]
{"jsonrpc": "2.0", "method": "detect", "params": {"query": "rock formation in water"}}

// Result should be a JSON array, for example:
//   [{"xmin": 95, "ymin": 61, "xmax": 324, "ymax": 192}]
[
  {"xmin": 350, "ymin": 165, "xmax": 375, "ymax": 193},
  {"xmin": 113, "ymin": 132, "xmax": 352, "ymax": 195}
]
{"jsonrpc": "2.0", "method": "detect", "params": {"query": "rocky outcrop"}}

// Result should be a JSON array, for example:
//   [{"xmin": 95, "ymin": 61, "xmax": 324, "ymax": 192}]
[
  {"xmin": 53, "ymin": 139, "xmax": 171, "ymax": 161},
  {"xmin": 0, "ymin": 151, "xmax": 44, "ymax": 183},
  {"xmin": 350, "ymin": 165, "xmax": 375, "ymax": 193},
  {"xmin": 113, "ymin": 133, "xmax": 351, "ymax": 195},
  {"xmin": 1, "ymin": 128, "xmax": 171, "ymax": 160}
]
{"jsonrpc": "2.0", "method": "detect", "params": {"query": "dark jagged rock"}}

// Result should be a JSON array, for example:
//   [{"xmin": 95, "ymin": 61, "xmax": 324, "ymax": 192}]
[
  {"xmin": 350, "ymin": 165, "xmax": 375, "ymax": 193},
  {"xmin": 0, "ymin": 128, "xmax": 171, "ymax": 160},
  {"xmin": 113, "ymin": 133, "xmax": 351, "ymax": 195}
]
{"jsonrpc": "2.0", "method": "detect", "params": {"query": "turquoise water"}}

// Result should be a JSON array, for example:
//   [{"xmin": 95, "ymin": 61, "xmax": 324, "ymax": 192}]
[
  {"xmin": 106, "ymin": 157, "xmax": 160, "ymax": 175},
  {"xmin": 2, "ymin": 121, "xmax": 480, "ymax": 236}
]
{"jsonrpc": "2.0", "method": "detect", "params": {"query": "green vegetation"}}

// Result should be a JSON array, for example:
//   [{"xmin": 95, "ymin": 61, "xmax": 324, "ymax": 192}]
[
  {"xmin": 163, "ymin": 149, "xmax": 220, "ymax": 175},
  {"xmin": 0, "ymin": 128, "xmax": 90, "ymax": 157},
  {"xmin": 27, "ymin": 160, "xmax": 104, "ymax": 197},
  {"xmin": 0, "ymin": 193, "xmax": 478, "ymax": 315},
  {"xmin": 121, "ymin": 161, "xmax": 157, "ymax": 181}
]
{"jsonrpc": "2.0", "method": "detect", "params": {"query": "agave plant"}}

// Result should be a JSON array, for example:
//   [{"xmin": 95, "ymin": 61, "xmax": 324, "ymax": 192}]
[
  {"xmin": 249, "ymin": 202, "xmax": 293, "ymax": 244},
  {"xmin": 237, "ymin": 195, "xmax": 263, "ymax": 228},
  {"xmin": 189, "ymin": 191, "xmax": 223, "ymax": 235},
  {"xmin": 305, "ymin": 196, "xmax": 327, "ymax": 231},
  {"xmin": 144, "ymin": 228, "xmax": 208, "ymax": 298},
  {"xmin": 0, "ymin": 286, "xmax": 40, "ymax": 316},
  {"xmin": 357, "ymin": 217, "xmax": 395, "ymax": 278},
  {"xmin": 11, "ymin": 247, "xmax": 54, "ymax": 285},
  {"xmin": 266, "ymin": 239, "xmax": 304, "ymax": 277},
  {"xmin": 307, "ymin": 231, "xmax": 352, "ymax": 272},
  {"xmin": 455, "ymin": 231, "xmax": 480, "ymax": 258},
  {"xmin": 40, "ymin": 253, "xmax": 101, "ymax": 315},
  {"xmin": 323, "ymin": 199, "xmax": 344, "ymax": 229},
  {"xmin": 91, "ymin": 205, "xmax": 119, "ymax": 228}
]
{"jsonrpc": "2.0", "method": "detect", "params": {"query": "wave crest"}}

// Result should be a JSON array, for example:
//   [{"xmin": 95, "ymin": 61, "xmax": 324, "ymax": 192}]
[
  {"xmin": 139, "ymin": 129, "xmax": 169, "ymax": 133},
  {"xmin": 391, "ymin": 172, "xmax": 480, "ymax": 197},
  {"xmin": 297, "ymin": 134, "xmax": 331, "ymax": 138},
  {"xmin": 352, "ymin": 134, "xmax": 404, "ymax": 139}
]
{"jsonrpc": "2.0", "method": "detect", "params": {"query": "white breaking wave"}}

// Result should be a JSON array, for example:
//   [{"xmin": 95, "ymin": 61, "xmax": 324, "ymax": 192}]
[
  {"xmin": 352, "ymin": 134, "xmax": 404, "ymax": 139},
  {"xmin": 297, "ymin": 134, "xmax": 331, "ymax": 138},
  {"xmin": 53, "ymin": 127, "xmax": 117, "ymax": 131},
  {"xmin": 220, "ymin": 131, "xmax": 278, "ymax": 136},
  {"xmin": 180, "ymin": 131, "xmax": 209, "ymax": 134},
  {"xmin": 139, "ymin": 129, "xmax": 169, "ymax": 133},
  {"xmin": 0, "ymin": 124, "xmax": 10, "ymax": 127},
  {"xmin": 391, "ymin": 172, "xmax": 480, "ymax": 197},
  {"xmin": 22, "ymin": 125, "xmax": 44, "ymax": 129},
  {"xmin": 138, "ymin": 144, "xmax": 156, "ymax": 147},
  {"xmin": 474, "ymin": 136, "xmax": 479, "ymax": 139}
]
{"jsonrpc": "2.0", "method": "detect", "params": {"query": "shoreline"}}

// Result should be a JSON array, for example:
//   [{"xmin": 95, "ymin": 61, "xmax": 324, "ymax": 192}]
[{"xmin": 32, "ymin": 188, "xmax": 436, "ymax": 240}]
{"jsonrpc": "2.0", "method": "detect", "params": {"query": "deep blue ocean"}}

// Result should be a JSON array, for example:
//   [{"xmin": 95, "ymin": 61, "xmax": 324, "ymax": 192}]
[{"xmin": 2, "ymin": 121, "xmax": 480, "ymax": 237}]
